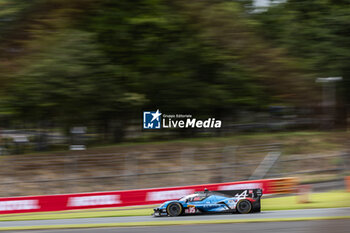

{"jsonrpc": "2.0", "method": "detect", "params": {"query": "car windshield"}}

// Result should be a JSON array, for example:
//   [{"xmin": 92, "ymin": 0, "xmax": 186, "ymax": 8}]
[{"xmin": 179, "ymin": 194, "xmax": 207, "ymax": 202}]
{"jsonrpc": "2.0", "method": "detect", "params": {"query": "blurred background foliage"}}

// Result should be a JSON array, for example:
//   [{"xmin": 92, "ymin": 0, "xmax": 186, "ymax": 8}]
[{"xmin": 0, "ymin": 0, "xmax": 349, "ymax": 142}]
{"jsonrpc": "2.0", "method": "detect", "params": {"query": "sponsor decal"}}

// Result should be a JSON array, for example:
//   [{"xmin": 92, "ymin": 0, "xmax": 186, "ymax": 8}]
[
  {"xmin": 67, "ymin": 195, "xmax": 121, "ymax": 207},
  {"xmin": 218, "ymin": 183, "xmax": 262, "ymax": 190},
  {"xmin": 235, "ymin": 190, "xmax": 248, "ymax": 198},
  {"xmin": 146, "ymin": 189, "xmax": 194, "ymax": 201},
  {"xmin": 203, "ymin": 204, "xmax": 220, "ymax": 208},
  {"xmin": 0, "ymin": 200, "xmax": 39, "ymax": 211},
  {"xmin": 143, "ymin": 110, "xmax": 221, "ymax": 129}
]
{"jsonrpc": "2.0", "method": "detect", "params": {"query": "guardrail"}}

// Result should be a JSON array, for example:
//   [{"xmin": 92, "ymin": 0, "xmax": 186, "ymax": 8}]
[{"xmin": 0, "ymin": 178, "xmax": 297, "ymax": 214}]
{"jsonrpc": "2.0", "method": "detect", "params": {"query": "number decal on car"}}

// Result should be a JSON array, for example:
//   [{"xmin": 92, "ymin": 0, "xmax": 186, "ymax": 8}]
[{"xmin": 185, "ymin": 207, "xmax": 196, "ymax": 213}]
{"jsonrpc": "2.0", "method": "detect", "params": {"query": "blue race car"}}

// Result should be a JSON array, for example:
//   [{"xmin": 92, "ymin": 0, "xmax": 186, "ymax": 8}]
[{"xmin": 153, "ymin": 189, "xmax": 262, "ymax": 217}]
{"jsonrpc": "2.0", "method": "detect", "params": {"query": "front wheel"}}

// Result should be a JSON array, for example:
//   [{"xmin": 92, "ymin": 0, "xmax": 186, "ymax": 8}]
[
  {"xmin": 166, "ymin": 202, "xmax": 183, "ymax": 217},
  {"xmin": 236, "ymin": 200, "xmax": 252, "ymax": 214}
]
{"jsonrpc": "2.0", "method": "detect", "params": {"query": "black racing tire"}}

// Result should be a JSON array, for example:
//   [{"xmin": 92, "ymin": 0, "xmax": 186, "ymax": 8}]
[
  {"xmin": 166, "ymin": 202, "xmax": 183, "ymax": 217},
  {"xmin": 236, "ymin": 200, "xmax": 252, "ymax": 214}
]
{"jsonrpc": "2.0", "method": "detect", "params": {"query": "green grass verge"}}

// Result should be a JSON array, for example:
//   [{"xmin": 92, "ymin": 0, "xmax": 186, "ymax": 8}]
[
  {"xmin": 0, "ymin": 204, "xmax": 157, "ymax": 218},
  {"xmin": 0, "ymin": 190, "xmax": 349, "ymax": 222},
  {"xmin": 262, "ymin": 190, "xmax": 350, "ymax": 210},
  {"xmin": 0, "ymin": 216, "xmax": 349, "ymax": 231},
  {"xmin": 0, "ymin": 208, "xmax": 154, "ymax": 221}
]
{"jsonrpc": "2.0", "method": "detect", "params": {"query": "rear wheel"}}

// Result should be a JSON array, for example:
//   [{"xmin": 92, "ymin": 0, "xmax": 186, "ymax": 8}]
[
  {"xmin": 236, "ymin": 200, "xmax": 252, "ymax": 214},
  {"xmin": 166, "ymin": 202, "xmax": 183, "ymax": 217}
]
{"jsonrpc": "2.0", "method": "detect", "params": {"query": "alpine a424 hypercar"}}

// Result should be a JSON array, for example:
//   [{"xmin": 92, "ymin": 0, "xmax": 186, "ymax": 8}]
[{"xmin": 153, "ymin": 188, "xmax": 262, "ymax": 217}]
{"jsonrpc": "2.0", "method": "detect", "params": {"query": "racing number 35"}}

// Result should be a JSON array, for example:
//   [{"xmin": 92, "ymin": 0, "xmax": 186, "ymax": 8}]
[{"xmin": 185, "ymin": 207, "xmax": 196, "ymax": 214}]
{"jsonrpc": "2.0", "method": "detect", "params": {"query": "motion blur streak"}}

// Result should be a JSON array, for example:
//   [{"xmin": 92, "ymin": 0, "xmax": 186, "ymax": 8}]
[{"xmin": 0, "ymin": 2, "xmax": 349, "ymax": 232}]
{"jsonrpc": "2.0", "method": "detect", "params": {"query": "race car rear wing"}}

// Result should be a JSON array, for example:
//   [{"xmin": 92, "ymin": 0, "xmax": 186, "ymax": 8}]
[{"xmin": 196, "ymin": 188, "xmax": 262, "ymax": 199}]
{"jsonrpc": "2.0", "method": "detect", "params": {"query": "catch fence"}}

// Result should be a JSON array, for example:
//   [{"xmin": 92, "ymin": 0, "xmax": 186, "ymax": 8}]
[{"xmin": 0, "ymin": 143, "xmax": 347, "ymax": 197}]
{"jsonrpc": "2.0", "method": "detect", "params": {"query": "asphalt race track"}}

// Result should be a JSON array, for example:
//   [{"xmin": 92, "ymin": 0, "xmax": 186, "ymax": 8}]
[
  {"xmin": 0, "ymin": 207, "xmax": 349, "ymax": 229},
  {"xmin": 5, "ymin": 220, "xmax": 350, "ymax": 233}
]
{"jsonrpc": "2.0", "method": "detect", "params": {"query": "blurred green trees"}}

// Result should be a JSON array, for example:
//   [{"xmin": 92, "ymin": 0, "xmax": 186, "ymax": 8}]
[
  {"xmin": 256, "ymin": 0, "xmax": 349, "ymax": 95},
  {"xmin": 256, "ymin": 0, "xmax": 350, "ymax": 126},
  {"xmin": 0, "ymin": 0, "xmax": 348, "ymax": 141}
]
